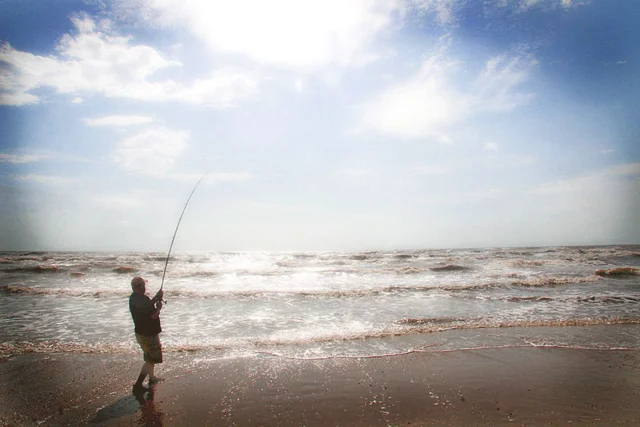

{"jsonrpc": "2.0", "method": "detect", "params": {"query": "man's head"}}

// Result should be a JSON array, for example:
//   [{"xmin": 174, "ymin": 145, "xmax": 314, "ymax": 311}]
[{"xmin": 131, "ymin": 276, "xmax": 146, "ymax": 294}]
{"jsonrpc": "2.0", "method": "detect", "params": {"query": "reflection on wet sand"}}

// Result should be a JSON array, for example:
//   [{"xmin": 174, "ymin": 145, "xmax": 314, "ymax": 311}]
[
  {"xmin": 132, "ymin": 386, "xmax": 164, "ymax": 427},
  {"xmin": 92, "ymin": 385, "xmax": 163, "ymax": 426}
]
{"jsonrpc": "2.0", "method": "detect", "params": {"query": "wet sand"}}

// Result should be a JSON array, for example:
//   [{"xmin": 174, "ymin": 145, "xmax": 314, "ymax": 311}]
[{"xmin": 1, "ymin": 346, "xmax": 640, "ymax": 426}]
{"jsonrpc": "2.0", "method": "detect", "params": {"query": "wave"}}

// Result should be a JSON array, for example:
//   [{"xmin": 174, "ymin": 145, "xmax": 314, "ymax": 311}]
[
  {"xmin": 0, "ymin": 274, "xmax": 603, "ymax": 299},
  {"xmin": 113, "ymin": 266, "xmax": 137, "ymax": 274},
  {"xmin": 506, "ymin": 259, "xmax": 554, "ymax": 268},
  {"xmin": 3, "ymin": 316, "xmax": 640, "ymax": 357},
  {"xmin": 393, "ymin": 254, "xmax": 418, "ymax": 260},
  {"xmin": 0, "ymin": 285, "xmax": 131, "ymax": 297},
  {"xmin": 0, "ymin": 341, "xmax": 134, "ymax": 357},
  {"xmin": 595, "ymin": 267, "xmax": 640, "ymax": 277},
  {"xmin": 2, "ymin": 265, "xmax": 66, "ymax": 273},
  {"xmin": 399, "ymin": 316, "xmax": 640, "ymax": 333},
  {"xmin": 429, "ymin": 264, "xmax": 471, "ymax": 272},
  {"xmin": 508, "ymin": 276, "xmax": 598, "ymax": 287}
]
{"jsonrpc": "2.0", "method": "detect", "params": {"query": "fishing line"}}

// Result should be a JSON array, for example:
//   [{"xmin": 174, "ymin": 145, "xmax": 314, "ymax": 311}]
[{"xmin": 159, "ymin": 169, "xmax": 212, "ymax": 296}]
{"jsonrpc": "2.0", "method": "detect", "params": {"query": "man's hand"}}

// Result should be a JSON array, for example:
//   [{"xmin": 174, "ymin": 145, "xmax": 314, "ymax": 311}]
[
  {"xmin": 154, "ymin": 289, "xmax": 164, "ymax": 301},
  {"xmin": 151, "ymin": 300, "xmax": 163, "ymax": 319}
]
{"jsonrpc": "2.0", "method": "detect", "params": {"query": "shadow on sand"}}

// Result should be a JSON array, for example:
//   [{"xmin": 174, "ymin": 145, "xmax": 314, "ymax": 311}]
[{"xmin": 91, "ymin": 385, "xmax": 164, "ymax": 426}]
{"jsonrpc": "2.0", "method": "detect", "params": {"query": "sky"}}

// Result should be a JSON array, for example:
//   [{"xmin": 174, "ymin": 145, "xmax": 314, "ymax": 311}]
[{"xmin": 0, "ymin": 0, "xmax": 639, "ymax": 252}]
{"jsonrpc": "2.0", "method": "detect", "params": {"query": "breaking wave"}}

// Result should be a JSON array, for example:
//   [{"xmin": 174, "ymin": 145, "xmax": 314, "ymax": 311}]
[
  {"xmin": 429, "ymin": 264, "xmax": 471, "ymax": 272},
  {"xmin": 3, "ymin": 315, "xmax": 639, "ymax": 358},
  {"xmin": 399, "ymin": 316, "xmax": 640, "ymax": 333},
  {"xmin": 0, "ymin": 274, "xmax": 602, "ymax": 300},
  {"xmin": 1, "ymin": 265, "xmax": 66, "ymax": 273}
]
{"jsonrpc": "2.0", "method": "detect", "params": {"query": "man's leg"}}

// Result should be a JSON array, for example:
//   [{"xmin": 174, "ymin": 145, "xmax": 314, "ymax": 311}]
[
  {"xmin": 148, "ymin": 363, "xmax": 164, "ymax": 384},
  {"xmin": 134, "ymin": 362, "xmax": 153, "ymax": 387}
]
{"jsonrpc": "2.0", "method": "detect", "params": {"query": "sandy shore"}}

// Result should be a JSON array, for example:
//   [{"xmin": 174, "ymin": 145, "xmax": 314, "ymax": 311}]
[{"xmin": 1, "ymin": 345, "xmax": 640, "ymax": 426}]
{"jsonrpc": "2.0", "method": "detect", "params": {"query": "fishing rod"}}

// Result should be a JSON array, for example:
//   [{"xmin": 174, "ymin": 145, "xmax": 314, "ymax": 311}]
[{"xmin": 159, "ymin": 169, "xmax": 212, "ymax": 299}]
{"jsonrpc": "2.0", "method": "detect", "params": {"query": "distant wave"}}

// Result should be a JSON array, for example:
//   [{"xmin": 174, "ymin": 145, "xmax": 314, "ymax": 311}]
[
  {"xmin": 506, "ymin": 259, "xmax": 555, "ymax": 268},
  {"xmin": 0, "ymin": 285, "xmax": 131, "ymax": 297},
  {"xmin": 2, "ymin": 265, "xmax": 66, "ymax": 273},
  {"xmin": 0, "ymin": 274, "xmax": 604, "ymax": 300},
  {"xmin": 399, "ymin": 316, "xmax": 640, "ymax": 333},
  {"xmin": 508, "ymin": 276, "xmax": 598, "ymax": 287},
  {"xmin": 429, "ymin": 264, "xmax": 471, "ymax": 272},
  {"xmin": 595, "ymin": 267, "xmax": 640, "ymax": 277},
  {"xmin": 393, "ymin": 254, "xmax": 418, "ymax": 260},
  {"xmin": 113, "ymin": 266, "xmax": 137, "ymax": 274}
]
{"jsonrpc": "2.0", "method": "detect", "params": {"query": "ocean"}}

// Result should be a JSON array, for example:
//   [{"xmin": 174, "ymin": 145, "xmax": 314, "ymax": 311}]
[{"xmin": 1, "ymin": 245, "xmax": 639, "ymax": 360}]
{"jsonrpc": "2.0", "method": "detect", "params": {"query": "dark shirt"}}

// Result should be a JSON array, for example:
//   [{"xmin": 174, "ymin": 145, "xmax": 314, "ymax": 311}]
[{"xmin": 129, "ymin": 292, "xmax": 162, "ymax": 336}]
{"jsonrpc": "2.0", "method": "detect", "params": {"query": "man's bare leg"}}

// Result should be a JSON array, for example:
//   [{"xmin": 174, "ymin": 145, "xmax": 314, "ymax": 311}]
[
  {"xmin": 148, "ymin": 363, "xmax": 164, "ymax": 384},
  {"xmin": 134, "ymin": 362, "xmax": 153, "ymax": 387}
]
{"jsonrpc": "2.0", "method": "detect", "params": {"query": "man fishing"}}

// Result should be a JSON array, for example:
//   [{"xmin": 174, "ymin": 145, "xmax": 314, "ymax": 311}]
[
  {"xmin": 128, "ymin": 169, "xmax": 208, "ymax": 390},
  {"xmin": 129, "ymin": 276, "xmax": 164, "ymax": 390}
]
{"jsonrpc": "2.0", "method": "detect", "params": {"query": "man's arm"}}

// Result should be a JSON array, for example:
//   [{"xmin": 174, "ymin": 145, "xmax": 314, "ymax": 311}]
[
  {"xmin": 151, "ymin": 301, "xmax": 163, "ymax": 319},
  {"xmin": 151, "ymin": 289, "xmax": 164, "ymax": 304}
]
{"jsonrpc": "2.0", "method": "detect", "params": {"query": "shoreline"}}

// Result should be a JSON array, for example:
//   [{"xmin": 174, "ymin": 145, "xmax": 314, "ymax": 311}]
[{"xmin": 2, "ymin": 345, "xmax": 640, "ymax": 426}]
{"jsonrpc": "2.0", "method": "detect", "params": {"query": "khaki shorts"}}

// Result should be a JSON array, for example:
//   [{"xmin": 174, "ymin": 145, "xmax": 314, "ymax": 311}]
[{"xmin": 135, "ymin": 333, "xmax": 163, "ymax": 364}]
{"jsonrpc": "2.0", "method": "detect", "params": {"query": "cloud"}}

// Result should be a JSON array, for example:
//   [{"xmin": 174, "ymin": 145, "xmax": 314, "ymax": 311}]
[
  {"xmin": 12, "ymin": 174, "xmax": 71, "ymax": 185},
  {"xmin": 523, "ymin": 162, "xmax": 640, "ymax": 242},
  {"xmin": 92, "ymin": 194, "xmax": 145, "ymax": 208},
  {"xmin": 342, "ymin": 168, "xmax": 369, "ymax": 177},
  {"xmin": 484, "ymin": 142, "xmax": 499, "ymax": 151},
  {"xmin": 413, "ymin": 159, "xmax": 471, "ymax": 175},
  {"xmin": 112, "ymin": 127, "xmax": 190, "ymax": 175},
  {"xmin": 0, "ymin": 15, "xmax": 258, "ymax": 106},
  {"xmin": 83, "ymin": 115, "xmax": 155, "ymax": 127},
  {"xmin": 125, "ymin": 0, "xmax": 400, "ymax": 70},
  {"xmin": 356, "ymin": 49, "xmax": 537, "ymax": 139},
  {"xmin": 407, "ymin": 0, "xmax": 461, "ymax": 26},
  {"xmin": 608, "ymin": 163, "xmax": 640, "ymax": 176},
  {"xmin": 168, "ymin": 172, "xmax": 252, "ymax": 183},
  {"xmin": 0, "ymin": 153, "xmax": 46, "ymax": 163},
  {"xmin": 514, "ymin": 0, "xmax": 589, "ymax": 11},
  {"xmin": 529, "ymin": 163, "xmax": 640, "ymax": 196}
]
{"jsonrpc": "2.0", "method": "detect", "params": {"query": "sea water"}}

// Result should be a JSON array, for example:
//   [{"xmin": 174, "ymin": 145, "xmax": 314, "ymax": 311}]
[{"xmin": 1, "ymin": 245, "xmax": 639, "ymax": 359}]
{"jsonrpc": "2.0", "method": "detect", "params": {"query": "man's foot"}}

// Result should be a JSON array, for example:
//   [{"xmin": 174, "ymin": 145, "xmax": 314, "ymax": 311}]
[
  {"xmin": 148, "ymin": 377, "xmax": 164, "ymax": 385},
  {"xmin": 132, "ymin": 383, "xmax": 146, "ymax": 393}
]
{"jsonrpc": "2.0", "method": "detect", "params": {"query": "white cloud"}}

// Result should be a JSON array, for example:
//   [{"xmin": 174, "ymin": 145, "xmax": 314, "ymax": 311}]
[
  {"xmin": 92, "ymin": 195, "xmax": 144, "ymax": 208},
  {"xmin": 484, "ymin": 142, "xmax": 499, "ymax": 151},
  {"xmin": 356, "ymin": 49, "xmax": 536, "ymax": 139},
  {"xmin": 529, "ymin": 163, "xmax": 640, "ymax": 196},
  {"xmin": 413, "ymin": 159, "xmax": 471, "ymax": 175},
  {"xmin": 609, "ymin": 163, "xmax": 640, "ymax": 176},
  {"xmin": 487, "ymin": 0, "xmax": 589, "ymax": 12},
  {"xmin": 0, "ymin": 153, "xmax": 46, "ymax": 163},
  {"xmin": 407, "ymin": 0, "xmax": 461, "ymax": 26},
  {"xmin": 12, "ymin": 174, "xmax": 71, "ymax": 185},
  {"xmin": 112, "ymin": 127, "xmax": 190, "ymax": 175},
  {"xmin": 0, "ymin": 15, "xmax": 258, "ymax": 106},
  {"xmin": 523, "ymin": 162, "xmax": 640, "ymax": 243},
  {"xmin": 516, "ymin": 0, "xmax": 588, "ymax": 10},
  {"xmin": 342, "ymin": 168, "xmax": 369, "ymax": 177},
  {"xmin": 83, "ymin": 115, "xmax": 155, "ymax": 127},
  {"xmin": 127, "ymin": 0, "xmax": 399, "ymax": 70},
  {"xmin": 71, "ymin": 97, "xmax": 84, "ymax": 103},
  {"xmin": 168, "ymin": 172, "xmax": 252, "ymax": 183},
  {"xmin": 467, "ymin": 188, "xmax": 503, "ymax": 199}
]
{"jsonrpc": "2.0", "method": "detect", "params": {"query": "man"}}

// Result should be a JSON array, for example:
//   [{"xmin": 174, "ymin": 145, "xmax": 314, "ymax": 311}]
[{"xmin": 129, "ymin": 276, "xmax": 164, "ymax": 390}]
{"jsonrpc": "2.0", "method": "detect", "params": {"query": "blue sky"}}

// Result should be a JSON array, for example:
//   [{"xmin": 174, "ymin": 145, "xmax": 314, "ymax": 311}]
[{"xmin": 1, "ymin": 0, "xmax": 638, "ymax": 251}]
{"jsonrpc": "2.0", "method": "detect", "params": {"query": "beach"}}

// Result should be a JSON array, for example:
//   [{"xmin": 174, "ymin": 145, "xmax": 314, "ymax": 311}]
[
  {"xmin": 2, "ymin": 328, "xmax": 640, "ymax": 426},
  {"xmin": 1, "ymin": 247, "xmax": 639, "ymax": 425}
]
